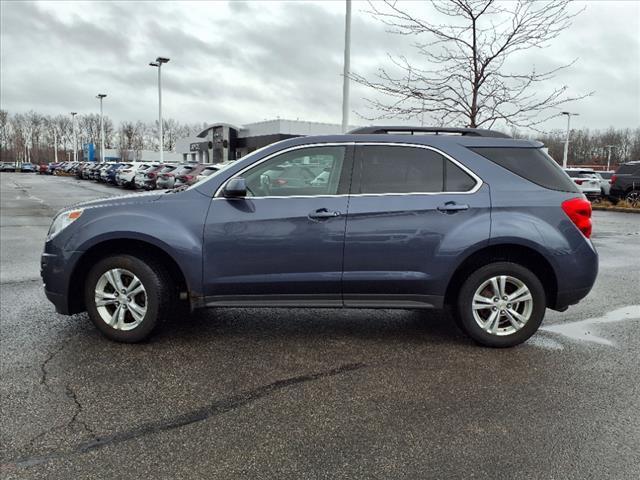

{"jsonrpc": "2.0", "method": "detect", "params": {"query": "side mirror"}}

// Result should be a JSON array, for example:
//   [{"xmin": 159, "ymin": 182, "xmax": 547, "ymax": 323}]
[{"xmin": 223, "ymin": 177, "xmax": 247, "ymax": 198}]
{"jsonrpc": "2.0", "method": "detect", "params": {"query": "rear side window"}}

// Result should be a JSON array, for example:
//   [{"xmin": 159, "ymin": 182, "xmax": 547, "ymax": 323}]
[
  {"xmin": 616, "ymin": 164, "xmax": 640, "ymax": 175},
  {"xmin": 470, "ymin": 147, "xmax": 579, "ymax": 192},
  {"xmin": 355, "ymin": 145, "xmax": 476, "ymax": 194}
]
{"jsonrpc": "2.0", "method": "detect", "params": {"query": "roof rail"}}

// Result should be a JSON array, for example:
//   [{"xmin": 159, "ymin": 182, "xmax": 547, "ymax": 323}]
[{"xmin": 348, "ymin": 126, "xmax": 511, "ymax": 138}]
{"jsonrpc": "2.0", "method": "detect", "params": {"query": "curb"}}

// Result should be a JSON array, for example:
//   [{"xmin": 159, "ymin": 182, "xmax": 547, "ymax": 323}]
[{"xmin": 592, "ymin": 205, "xmax": 640, "ymax": 214}]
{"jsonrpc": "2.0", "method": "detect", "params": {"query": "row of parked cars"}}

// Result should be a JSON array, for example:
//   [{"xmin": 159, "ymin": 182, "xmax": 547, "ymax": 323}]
[
  {"xmin": 39, "ymin": 160, "xmax": 228, "ymax": 190},
  {"xmin": 563, "ymin": 163, "xmax": 640, "ymax": 206}
]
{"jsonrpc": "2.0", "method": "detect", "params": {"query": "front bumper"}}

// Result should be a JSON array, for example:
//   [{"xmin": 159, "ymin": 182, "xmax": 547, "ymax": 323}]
[{"xmin": 41, "ymin": 248, "xmax": 83, "ymax": 316}]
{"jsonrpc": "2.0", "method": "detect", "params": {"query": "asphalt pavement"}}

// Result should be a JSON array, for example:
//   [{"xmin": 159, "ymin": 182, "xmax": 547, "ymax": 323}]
[{"xmin": 1, "ymin": 172, "xmax": 639, "ymax": 479}]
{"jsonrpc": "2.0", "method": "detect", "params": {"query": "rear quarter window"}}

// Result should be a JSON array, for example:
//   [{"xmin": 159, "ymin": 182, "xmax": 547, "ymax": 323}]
[
  {"xmin": 616, "ymin": 164, "xmax": 640, "ymax": 175},
  {"xmin": 470, "ymin": 147, "xmax": 579, "ymax": 192}
]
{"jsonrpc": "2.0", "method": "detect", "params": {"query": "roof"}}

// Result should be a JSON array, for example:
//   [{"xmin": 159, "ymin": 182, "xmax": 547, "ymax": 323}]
[{"xmin": 348, "ymin": 126, "xmax": 510, "ymax": 138}]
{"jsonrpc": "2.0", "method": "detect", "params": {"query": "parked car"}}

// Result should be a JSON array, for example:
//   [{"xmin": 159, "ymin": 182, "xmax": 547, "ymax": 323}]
[
  {"xmin": 155, "ymin": 163, "xmax": 196, "ymax": 189},
  {"xmin": 116, "ymin": 163, "xmax": 148, "ymax": 188},
  {"xmin": 134, "ymin": 164, "xmax": 163, "ymax": 189},
  {"xmin": 38, "ymin": 163, "xmax": 49, "ymax": 174},
  {"xmin": 563, "ymin": 169, "xmax": 601, "ymax": 200},
  {"xmin": 42, "ymin": 127, "xmax": 598, "ymax": 347},
  {"xmin": 47, "ymin": 162, "xmax": 62, "ymax": 175},
  {"xmin": 98, "ymin": 163, "xmax": 123, "ymax": 184},
  {"xmin": 20, "ymin": 162, "xmax": 37, "ymax": 173},
  {"xmin": 174, "ymin": 163, "xmax": 208, "ymax": 187},
  {"xmin": 195, "ymin": 162, "xmax": 235, "ymax": 183},
  {"xmin": 594, "ymin": 171, "xmax": 614, "ymax": 196},
  {"xmin": 1, "ymin": 162, "xmax": 16, "ymax": 172},
  {"xmin": 609, "ymin": 161, "xmax": 640, "ymax": 206}
]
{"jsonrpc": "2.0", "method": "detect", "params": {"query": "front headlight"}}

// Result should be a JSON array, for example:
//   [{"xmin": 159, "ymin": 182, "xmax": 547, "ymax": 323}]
[{"xmin": 47, "ymin": 209, "xmax": 83, "ymax": 240}]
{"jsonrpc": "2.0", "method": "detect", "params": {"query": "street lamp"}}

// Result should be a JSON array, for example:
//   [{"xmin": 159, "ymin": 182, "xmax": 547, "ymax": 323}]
[
  {"xmin": 149, "ymin": 57, "xmax": 170, "ymax": 163},
  {"xmin": 341, "ymin": 0, "xmax": 352, "ymax": 133},
  {"xmin": 561, "ymin": 111, "xmax": 579, "ymax": 168},
  {"xmin": 70, "ymin": 112, "xmax": 78, "ymax": 162},
  {"xmin": 605, "ymin": 145, "xmax": 615, "ymax": 171},
  {"xmin": 97, "ymin": 94, "xmax": 107, "ymax": 163}
]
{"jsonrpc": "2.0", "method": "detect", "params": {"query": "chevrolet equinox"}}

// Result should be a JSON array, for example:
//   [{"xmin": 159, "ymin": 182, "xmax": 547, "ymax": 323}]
[{"xmin": 41, "ymin": 127, "xmax": 598, "ymax": 347}]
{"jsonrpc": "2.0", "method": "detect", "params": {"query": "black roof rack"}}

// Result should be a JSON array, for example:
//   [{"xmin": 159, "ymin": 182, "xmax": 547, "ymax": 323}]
[{"xmin": 348, "ymin": 126, "xmax": 511, "ymax": 138}]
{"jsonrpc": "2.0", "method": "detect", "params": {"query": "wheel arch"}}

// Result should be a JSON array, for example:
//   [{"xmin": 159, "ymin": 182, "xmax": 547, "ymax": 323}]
[
  {"xmin": 444, "ymin": 243, "xmax": 558, "ymax": 309},
  {"xmin": 67, "ymin": 238, "xmax": 191, "ymax": 314}
]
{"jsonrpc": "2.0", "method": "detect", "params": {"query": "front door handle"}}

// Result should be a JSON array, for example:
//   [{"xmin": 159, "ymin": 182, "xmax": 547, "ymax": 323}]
[
  {"xmin": 437, "ymin": 202, "xmax": 469, "ymax": 213},
  {"xmin": 309, "ymin": 208, "xmax": 341, "ymax": 220}
]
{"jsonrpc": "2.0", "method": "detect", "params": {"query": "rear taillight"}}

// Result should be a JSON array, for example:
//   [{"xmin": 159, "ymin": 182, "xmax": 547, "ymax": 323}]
[
  {"xmin": 610, "ymin": 174, "xmax": 617, "ymax": 184},
  {"xmin": 147, "ymin": 172, "xmax": 156, "ymax": 179},
  {"xmin": 574, "ymin": 179, "xmax": 583, "ymax": 185},
  {"xmin": 562, "ymin": 197, "xmax": 592, "ymax": 238},
  {"xmin": 184, "ymin": 175, "xmax": 193, "ymax": 180}
]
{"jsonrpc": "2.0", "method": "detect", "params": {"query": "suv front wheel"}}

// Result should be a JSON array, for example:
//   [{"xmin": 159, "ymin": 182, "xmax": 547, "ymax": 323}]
[
  {"xmin": 456, "ymin": 262, "xmax": 546, "ymax": 348},
  {"xmin": 84, "ymin": 254, "xmax": 175, "ymax": 342}
]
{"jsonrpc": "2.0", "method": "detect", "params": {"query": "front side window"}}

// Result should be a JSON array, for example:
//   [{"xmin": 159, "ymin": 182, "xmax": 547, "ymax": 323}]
[
  {"xmin": 355, "ymin": 145, "xmax": 475, "ymax": 194},
  {"xmin": 242, "ymin": 146, "xmax": 346, "ymax": 197}
]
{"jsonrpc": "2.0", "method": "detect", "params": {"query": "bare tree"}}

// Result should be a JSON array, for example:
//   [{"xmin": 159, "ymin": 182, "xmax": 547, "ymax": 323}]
[{"xmin": 352, "ymin": 0, "xmax": 591, "ymax": 129}]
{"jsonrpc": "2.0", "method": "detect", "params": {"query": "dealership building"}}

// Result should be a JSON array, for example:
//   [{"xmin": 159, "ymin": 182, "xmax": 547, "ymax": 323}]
[{"xmin": 175, "ymin": 119, "xmax": 355, "ymax": 164}]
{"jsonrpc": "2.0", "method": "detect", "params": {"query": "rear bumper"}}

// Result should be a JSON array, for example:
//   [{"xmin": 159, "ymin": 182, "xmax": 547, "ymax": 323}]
[{"xmin": 551, "ymin": 239, "xmax": 598, "ymax": 311}]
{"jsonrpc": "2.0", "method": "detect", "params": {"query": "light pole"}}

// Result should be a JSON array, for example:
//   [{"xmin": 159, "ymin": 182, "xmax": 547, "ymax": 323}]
[
  {"xmin": 341, "ymin": 0, "xmax": 351, "ymax": 133},
  {"xmin": 605, "ymin": 145, "xmax": 615, "ymax": 171},
  {"xmin": 561, "ymin": 111, "xmax": 579, "ymax": 168},
  {"xmin": 149, "ymin": 57, "xmax": 170, "ymax": 163},
  {"xmin": 70, "ymin": 112, "xmax": 78, "ymax": 163},
  {"xmin": 97, "ymin": 94, "xmax": 107, "ymax": 163}
]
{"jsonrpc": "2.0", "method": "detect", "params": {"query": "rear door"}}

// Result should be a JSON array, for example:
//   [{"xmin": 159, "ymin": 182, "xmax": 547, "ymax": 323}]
[
  {"xmin": 343, "ymin": 143, "xmax": 490, "ymax": 308},
  {"xmin": 202, "ymin": 144, "xmax": 353, "ymax": 305}
]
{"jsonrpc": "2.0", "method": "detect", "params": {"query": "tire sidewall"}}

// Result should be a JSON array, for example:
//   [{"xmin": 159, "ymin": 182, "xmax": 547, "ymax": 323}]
[
  {"xmin": 84, "ymin": 255, "xmax": 161, "ymax": 343},
  {"xmin": 457, "ymin": 262, "xmax": 546, "ymax": 348}
]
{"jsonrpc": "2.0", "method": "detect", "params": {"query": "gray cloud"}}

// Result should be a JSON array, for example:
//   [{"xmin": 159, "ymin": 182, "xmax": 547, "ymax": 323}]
[{"xmin": 1, "ymin": 0, "xmax": 638, "ymax": 132}]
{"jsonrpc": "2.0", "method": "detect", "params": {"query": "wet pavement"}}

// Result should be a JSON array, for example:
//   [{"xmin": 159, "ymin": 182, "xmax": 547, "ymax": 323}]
[{"xmin": 1, "ymin": 173, "xmax": 639, "ymax": 479}]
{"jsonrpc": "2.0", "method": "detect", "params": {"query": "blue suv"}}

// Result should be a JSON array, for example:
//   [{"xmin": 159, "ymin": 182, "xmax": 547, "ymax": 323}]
[{"xmin": 41, "ymin": 127, "xmax": 598, "ymax": 347}]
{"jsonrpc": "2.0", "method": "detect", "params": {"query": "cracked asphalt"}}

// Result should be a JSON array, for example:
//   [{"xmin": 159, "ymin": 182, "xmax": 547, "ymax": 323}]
[{"xmin": 1, "ymin": 173, "xmax": 639, "ymax": 479}]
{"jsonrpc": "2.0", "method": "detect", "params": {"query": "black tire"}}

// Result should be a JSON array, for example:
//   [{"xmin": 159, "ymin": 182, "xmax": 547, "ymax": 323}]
[
  {"xmin": 625, "ymin": 190, "xmax": 640, "ymax": 208},
  {"xmin": 455, "ymin": 262, "xmax": 546, "ymax": 348},
  {"xmin": 84, "ymin": 254, "xmax": 175, "ymax": 343}
]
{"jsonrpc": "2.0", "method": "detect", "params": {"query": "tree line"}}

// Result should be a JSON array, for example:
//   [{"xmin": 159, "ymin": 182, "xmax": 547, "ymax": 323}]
[
  {"xmin": 1, "ymin": 109, "xmax": 638, "ymax": 167},
  {"xmin": 0, "ymin": 109, "xmax": 206, "ymax": 164}
]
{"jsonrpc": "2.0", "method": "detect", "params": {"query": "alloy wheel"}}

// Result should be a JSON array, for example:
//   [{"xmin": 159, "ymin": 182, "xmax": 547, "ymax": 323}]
[
  {"xmin": 94, "ymin": 268, "xmax": 147, "ymax": 330},
  {"xmin": 471, "ymin": 275, "xmax": 533, "ymax": 336}
]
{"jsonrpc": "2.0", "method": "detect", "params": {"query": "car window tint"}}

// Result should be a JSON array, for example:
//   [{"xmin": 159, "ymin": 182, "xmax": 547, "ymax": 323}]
[
  {"xmin": 355, "ymin": 145, "xmax": 445, "ymax": 194},
  {"xmin": 445, "ymin": 160, "xmax": 476, "ymax": 192},
  {"xmin": 472, "ymin": 147, "xmax": 579, "ymax": 192},
  {"xmin": 243, "ymin": 146, "xmax": 346, "ymax": 197},
  {"xmin": 616, "ymin": 164, "xmax": 640, "ymax": 174}
]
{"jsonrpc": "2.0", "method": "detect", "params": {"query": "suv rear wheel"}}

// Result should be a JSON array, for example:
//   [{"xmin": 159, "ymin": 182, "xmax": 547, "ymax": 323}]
[
  {"xmin": 456, "ymin": 262, "xmax": 546, "ymax": 348},
  {"xmin": 625, "ymin": 190, "xmax": 640, "ymax": 208},
  {"xmin": 84, "ymin": 254, "xmax": 175, "ymax": 342}
]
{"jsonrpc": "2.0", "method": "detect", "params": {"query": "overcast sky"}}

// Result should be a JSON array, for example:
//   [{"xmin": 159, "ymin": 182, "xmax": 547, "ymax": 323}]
[{"xmin": 1, "ymin": 0, "xmax": 639, "ymax": 132}]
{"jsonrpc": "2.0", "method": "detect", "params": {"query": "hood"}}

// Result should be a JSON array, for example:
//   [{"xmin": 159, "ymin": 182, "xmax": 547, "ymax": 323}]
[{"xmin": 61, "ymin": 190, "xmax": 164, "ymax": 213}]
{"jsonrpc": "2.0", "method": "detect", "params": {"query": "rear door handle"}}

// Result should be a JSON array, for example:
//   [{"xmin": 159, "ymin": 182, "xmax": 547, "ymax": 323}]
[
  {"xmin": 309, "ymin": 208, "xmax": 341, "ymax": 220},
  {"xmin": 437, "ymin": 202, "xmax": 469, "ymax": 213}
]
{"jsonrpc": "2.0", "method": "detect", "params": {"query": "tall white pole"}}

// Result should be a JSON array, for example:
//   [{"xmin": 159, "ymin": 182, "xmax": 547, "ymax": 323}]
[
  {"xmin": 341, "ymin": 0, "xmax": 352, "ymax": 133},
  {"xmin": 562, "ymin": 114, "xmax": 571, "ymax": 168},
  {"xmin": 158, "ymin": 64, "xmax": 163, "ymax": 163},
  {"xmin": 54, "ymin": 130, "xmax": 58, "ymax": 163},
  {"xmin": 605, "ymin": 145, "xmax": 614, "ymax": 171},
  {"xmin": 71, "ymin": 112, "xmax": 77, "ymax": 163},
  {"xmin": 97, "ymin": 95, "xmax": 106, "ymax": 163}
]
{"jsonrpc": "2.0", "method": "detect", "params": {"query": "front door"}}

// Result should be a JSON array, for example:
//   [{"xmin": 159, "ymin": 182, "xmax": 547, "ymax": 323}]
[
  {"xmin": 202, "ymin": 145, "xmax": 352, "ymax": 306},
  {"xmin": 343, "ymin": 144, "xmax": 490, "ymax": 308}
]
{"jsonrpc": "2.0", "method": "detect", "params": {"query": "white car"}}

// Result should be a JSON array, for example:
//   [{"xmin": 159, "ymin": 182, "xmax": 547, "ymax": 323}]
[
  {"xmin": 195, "ymin": 162, "xmax": 235, "ymax": 183},
  {"xmin": 117, "ymin": 163, "xmax": 150, "ymax": 188},
  {"xmin": 134, "ymin": 163, "xmax": 161, "ymax": 189},
  {"xmin": 564, "ymin": 168, "xmax": 601, "ymax": 200},
  {"xmin": 595, "ymin": 171, "xmax": 614, "ymax": 196}
]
